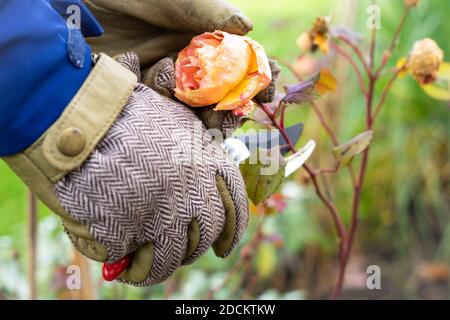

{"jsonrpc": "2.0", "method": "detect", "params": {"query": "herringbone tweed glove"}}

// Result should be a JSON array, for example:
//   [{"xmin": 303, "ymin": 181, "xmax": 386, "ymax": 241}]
[{"xmin": 55, "ymin": 53, "xmax": 249, "ymax": 286}]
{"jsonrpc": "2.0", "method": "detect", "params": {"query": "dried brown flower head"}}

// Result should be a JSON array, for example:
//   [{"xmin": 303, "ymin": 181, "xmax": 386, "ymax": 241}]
[
  {"xmin": 296, "ymin": 17, "xmax": 330, "ymax": 54},
  {"xmin": 408, "ymin": 38, "xmax": 444, "ymax": 85}
]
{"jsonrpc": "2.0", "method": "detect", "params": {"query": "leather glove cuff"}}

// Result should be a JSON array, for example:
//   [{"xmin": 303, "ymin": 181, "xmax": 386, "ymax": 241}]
[{"xmin": 1, "ymin": 53, "xmax": 138, "ymax": 261}]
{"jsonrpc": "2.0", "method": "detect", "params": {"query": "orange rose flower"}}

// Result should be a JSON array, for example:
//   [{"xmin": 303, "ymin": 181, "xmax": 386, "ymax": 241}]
[{"xmin": 174, "ymin": 30, "xmax": 272, "ymax": 116}]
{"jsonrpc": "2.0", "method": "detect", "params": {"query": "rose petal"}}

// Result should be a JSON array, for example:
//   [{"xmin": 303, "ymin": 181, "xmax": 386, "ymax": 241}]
[
  {"xmin": 233, "ymin": 100, "xmax": 255, "ymax": 117},
  {"xmin": 175, "ymin": 31, "xmax": 252, "ymax": 107},
  {"xmin": 215, "ymin": 38, "xmax": 272, "ymax": 113}
]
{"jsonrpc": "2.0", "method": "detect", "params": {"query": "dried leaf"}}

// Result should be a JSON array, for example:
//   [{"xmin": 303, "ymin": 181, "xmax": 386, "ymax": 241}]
[
  {"xmin": 282, "ymin": 81, "xmax": 317, "ymax": 104},
  {"xmin": 333, "ymin": 131, "xmax": 373, "ymax": 167},
  {"xmin": 315, "ymin": 69, "xmax": 337, "ymax": 93},
  {"xmin": 282, "ymin": 69, "xmax": 336, "ymax": 104},
  {"xmin": 313, "ymin": 34, "xmax": 329, "ymax": 54},
  {"xmin": 240, "ymin": 148, "xmax": 286, "ymax": 204}
]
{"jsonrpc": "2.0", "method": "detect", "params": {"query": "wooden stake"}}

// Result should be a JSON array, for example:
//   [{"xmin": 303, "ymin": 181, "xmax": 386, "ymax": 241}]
[{"xmin": 27, "ymin": 190, "xmax": 37, "ymax": 300}]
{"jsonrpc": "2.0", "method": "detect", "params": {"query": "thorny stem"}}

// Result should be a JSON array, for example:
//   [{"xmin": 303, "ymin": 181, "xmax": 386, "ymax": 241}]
[
  {"xmin": 331, "ymin": 75, "xmax": 375, "ymax": 299},
  {"xmin": 331, "ymin": 16, "xmax": 379, "ymax": 299},
  {"xmin": 269, "ymin": 9, "xmax": 407, "ymax": 296},
  {"xmin": 331, "ymin": 5, "xmax": 409, "ymax": 297},
  {"xmin": 254, "ymin": 101, "xmax": 347, "ymax": 255}
]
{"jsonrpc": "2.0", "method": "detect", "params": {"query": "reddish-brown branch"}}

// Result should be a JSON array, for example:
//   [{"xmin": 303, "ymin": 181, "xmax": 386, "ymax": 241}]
[
  {"xmin": 335, "ymin": 35, "xmax": 371, "ymax": 77},
  {"xmin": 374, "ymin": 7, "xmax": 409, "ymax": 78},
  {"xmin": 330, "ymin": 16, "xmax": 381, "ymax": 297},
  {"xmin": 316, "ymin": 164, "xmax": 339, "ymax": 174},
  {"xmin": 255, "ymin": 101, "xmax": 347, "ymax": 250},
  {"xmin": 369, "ymin": 7, "xmax": 377, "ymax": 70},
  {"xmin": 279, "ymin": 101, "xmax": 287, "ymax": 129},
  {"xmin": 303, "ymin": 164, "xmax": 346, "ymax": 250},
  {"xmin": 274, "ymin": 24, "xmax": 406, "ymax": 297},
  {"xmin": 372, "ymin": 69, "xmax": 401, "ymax": 121},
  {"xmin": 330, "ymin": 42, "xmax": 368, "ymax": 95},
  {"xmin": 310, "ymin": 102, "xmax": 339, "ymax": 146}
]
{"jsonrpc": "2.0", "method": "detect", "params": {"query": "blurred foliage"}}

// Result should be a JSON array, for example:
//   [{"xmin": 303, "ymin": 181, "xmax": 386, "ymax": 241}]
[{"xmin": 0, "ymin": 0, "xmax": 449, "ymax": 299}]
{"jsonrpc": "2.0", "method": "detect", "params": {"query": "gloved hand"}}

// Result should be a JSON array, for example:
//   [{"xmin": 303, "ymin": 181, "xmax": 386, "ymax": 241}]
[
  {"xmin": 83, "ymin": 0, "xmax": 254, "ymax": 69},
  {"xmin": 2, "ymin": 0, "xmax": 280, "ymax": 285},
  {"xmin": 55, "ymin": 52, "xmax": 249, "ymax": 285}
]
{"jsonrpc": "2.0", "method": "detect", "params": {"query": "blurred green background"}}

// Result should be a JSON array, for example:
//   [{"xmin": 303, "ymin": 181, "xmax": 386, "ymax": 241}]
[{"xmin": 0, "ymin": 0, "xmax": 448, "ymax": 299}]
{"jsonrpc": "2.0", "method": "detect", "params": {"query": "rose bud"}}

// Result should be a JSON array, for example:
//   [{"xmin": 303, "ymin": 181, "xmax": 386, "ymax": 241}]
[
  {"xmin": 408, "ymin": 38, "xmax": 444, "ymax": 85},
  {"xmin": 174, "ymin": 30, "xmax": 272, "ymax": 116}
]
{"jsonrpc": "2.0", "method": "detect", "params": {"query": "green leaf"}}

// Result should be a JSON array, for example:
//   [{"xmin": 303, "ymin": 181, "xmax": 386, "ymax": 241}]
[
  {"xmin": 240, "ymin": 148, "xmax": 286, "ymax": 205},
  {"xmin": 333, "ymin": 131, "xmax": 373, "ymax": 167}
]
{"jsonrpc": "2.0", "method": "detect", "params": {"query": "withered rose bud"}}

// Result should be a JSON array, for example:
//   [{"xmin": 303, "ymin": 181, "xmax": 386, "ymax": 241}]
[
  {"xmin": 408, "ymin": 38, "xmax": 444, "ymax": 85},
  {"xmin": 404, "ymin": 0, "xmax": 420, "ymax": 7},
  {"xmin": 311, "ymin": 17, "xmax": 329, "ymax": 37}
]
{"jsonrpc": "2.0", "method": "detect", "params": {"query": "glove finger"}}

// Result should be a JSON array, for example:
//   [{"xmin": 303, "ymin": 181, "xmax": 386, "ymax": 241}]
[
  {"xmin": 212, "ymin": 174, "xmax": 237, "ymax": 257},
  {"xmin": 143, "ymin": 57, "xmax": 176, "ymax": 97},
  {"xmin": 115, "ymin": 52, "xmax": 142, "ymax": 80},
  {"xmin": 89, "ymin": 0, "xmax": 253, "ymax": 35},
  {"xmin": 118, "ymin": 218, "xmax": 201, "ymax": 285},
  {"xmin": 63, "ymin": 219, "xmax": 109, "ymax": 262},
  {"xmin": 184, "ymin": 219, "xmax": 201, "ymax": 261},
  {"xmin": 214, "ymin": 162, "xmax": 249, "ymax": 257},
  {"xmin": 117, "ymin": 242, "xmax": 154, "ymax": 284},
  {"xmin": 194, "ymin": 108, "xmax": 244, "ymax": 137},
  {"xmin": 141, "ymin": 235, "xmax": 186, "ymax": 285},
  {"xmin": 255, "ymin": 59, "xmax": 282, "ymax": 104},
  {"xmin": 181, "ymin": 192, "xmax": 225, "ymax": 265}
]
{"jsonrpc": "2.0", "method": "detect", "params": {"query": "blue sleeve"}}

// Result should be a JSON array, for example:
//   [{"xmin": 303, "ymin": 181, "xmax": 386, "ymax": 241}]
[{"xmin": 0, "ymin": 0, "xmax": 103, "ymax": 156}]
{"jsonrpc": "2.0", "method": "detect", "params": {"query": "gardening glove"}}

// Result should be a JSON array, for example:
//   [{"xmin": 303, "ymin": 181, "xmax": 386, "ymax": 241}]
[
  {"xmin": 53, "ymin": 52, "xmax": 249, "ymax": 286},
  {"xmin": 83, "ymin": 0, "xmax": 254, "ymax": 69},
  {"xmin": 84, "ymin": 0, "xmax": 282, "ymax": 134}
]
